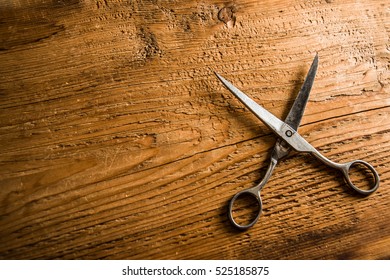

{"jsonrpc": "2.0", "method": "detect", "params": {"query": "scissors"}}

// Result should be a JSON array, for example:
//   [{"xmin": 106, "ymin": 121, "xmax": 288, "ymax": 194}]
[{"xmin": 215, "ymin": 54, "xmax": 380, "ymax": 230}]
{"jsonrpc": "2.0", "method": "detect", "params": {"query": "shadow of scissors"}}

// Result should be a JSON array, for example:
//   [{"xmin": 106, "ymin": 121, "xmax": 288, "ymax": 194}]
[{"xmin": 215, "ymin": 54, "xmax": 380, "ymax": 230}]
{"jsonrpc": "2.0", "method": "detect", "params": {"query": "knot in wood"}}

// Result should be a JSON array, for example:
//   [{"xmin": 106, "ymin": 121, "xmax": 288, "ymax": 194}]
[{"xmin": 218, "ymin": 7, "xmax": 236, "ymax": 28}]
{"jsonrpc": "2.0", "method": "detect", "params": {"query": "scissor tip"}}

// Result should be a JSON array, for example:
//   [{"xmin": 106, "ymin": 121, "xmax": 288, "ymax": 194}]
[
  {"xmin": 214, "ymin": 71, "xmax": 224, "ymax": 80},
  {"xmin": 311, "ymin": 53, "xmax": 319, "ymax": 68}
]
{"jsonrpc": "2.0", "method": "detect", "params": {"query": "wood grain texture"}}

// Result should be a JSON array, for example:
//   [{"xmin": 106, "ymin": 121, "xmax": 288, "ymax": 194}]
[{"xmin": 0, "ymin": 0, "xmax": 389, "ymax": 259}]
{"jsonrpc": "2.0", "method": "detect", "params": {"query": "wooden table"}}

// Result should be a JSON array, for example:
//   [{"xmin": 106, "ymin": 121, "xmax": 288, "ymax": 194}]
[{"xmin": 1, "ymin": 0, "xmax": 389, "ymax": 259}]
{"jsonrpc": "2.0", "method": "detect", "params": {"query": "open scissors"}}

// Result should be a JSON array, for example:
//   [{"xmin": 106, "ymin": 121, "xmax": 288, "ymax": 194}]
[{"xmin": 215, "ymin": 54, "xmax": 380, "ymax": 230}]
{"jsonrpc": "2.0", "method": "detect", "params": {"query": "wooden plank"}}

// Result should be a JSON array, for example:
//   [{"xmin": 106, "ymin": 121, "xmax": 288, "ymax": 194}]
[{"xmin": 0, "ymin": 0, "xmax": 389, "ymax": 259}]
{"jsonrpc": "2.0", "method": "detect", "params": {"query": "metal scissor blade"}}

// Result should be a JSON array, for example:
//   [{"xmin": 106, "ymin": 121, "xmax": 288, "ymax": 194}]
[
  {"xmin": 285, "ymin": 54, "xmax": 318, "ymax": 130},
  {"xmin": 215, "ymin": 72, "xmax": 316, "ymax": 153},
  {"xmin": 215, "ymin": 72, "xmax": 286, "ymax": 138}
]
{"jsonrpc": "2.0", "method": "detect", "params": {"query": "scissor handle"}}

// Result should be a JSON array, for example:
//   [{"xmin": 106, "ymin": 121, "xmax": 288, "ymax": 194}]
[
  {"xmin": 228, "ymin": 157, "xmax": 278, "ymax": 230},
  {"xmin": 228, "ymin": 188, "xmax": 263, "ymax": 230},
  {"xmin": 311, "ymin": 150, "xmax": 379, "ymax": 195},
  {"xmin": 340, "ymin": 159, "xmax": 380, "ymax": 195}
]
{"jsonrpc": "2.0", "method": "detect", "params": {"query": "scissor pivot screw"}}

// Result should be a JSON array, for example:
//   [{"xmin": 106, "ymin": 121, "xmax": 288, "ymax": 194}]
[{"xmin": 285, "ymin": 130, "xmax": 293, "ymax": 137}]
